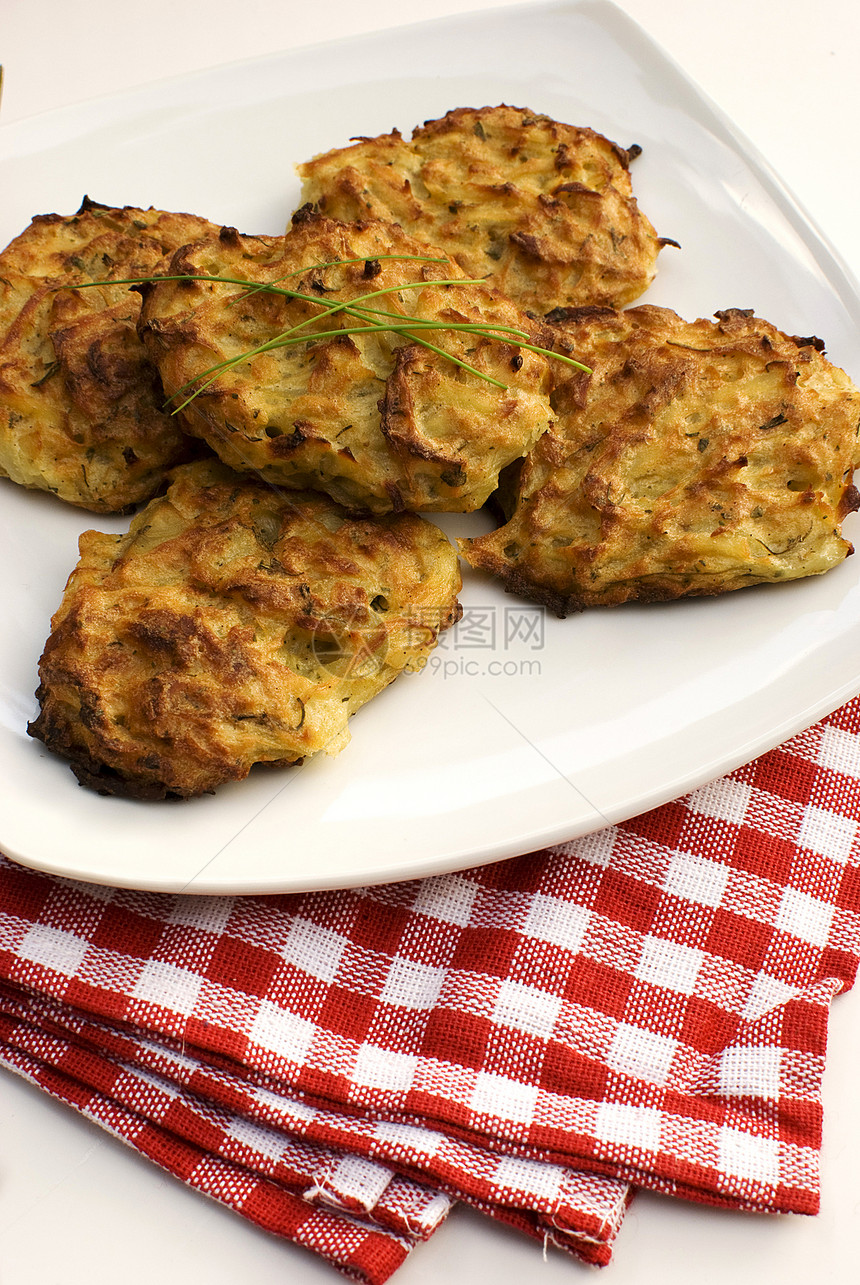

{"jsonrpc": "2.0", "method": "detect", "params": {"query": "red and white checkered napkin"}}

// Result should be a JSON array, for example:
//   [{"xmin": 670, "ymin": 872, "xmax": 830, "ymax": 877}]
[{"xmin": 3, "ymin": 698, "xmax": 860, "ymax": 1282}]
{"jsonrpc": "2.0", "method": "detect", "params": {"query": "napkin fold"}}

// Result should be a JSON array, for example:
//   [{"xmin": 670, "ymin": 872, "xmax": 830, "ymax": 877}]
[{"xmin": 2, "ymin": 697, "xmax": 860, "ymax": 1282}]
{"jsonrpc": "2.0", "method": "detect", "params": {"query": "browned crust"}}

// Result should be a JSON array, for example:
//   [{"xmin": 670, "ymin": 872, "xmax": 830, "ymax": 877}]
[
  {"xmin": 28, "ymin": 459, "xmax": 462, "ymax": 799},
  {"xmin": 0, "ymin": 199, "xmax": 221, "ymax": 511},
  {"xmin": 462, "ymin": 304, "xmax": 860, "ymax": 610},
  {"xmin": 298, "ymin": 104, "xmax": 672, "ymax": 312}
]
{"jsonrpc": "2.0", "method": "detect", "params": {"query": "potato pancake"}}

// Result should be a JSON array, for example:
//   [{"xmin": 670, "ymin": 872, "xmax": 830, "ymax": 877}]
[
  {"xmin": 0, "ymin": 196, "xmax": 219, "ymax": 283},
  {"xmin": 0, "ymin": 199, "xmax": 218, "ymax": 512},
  {"xmin": 28, "ymin": 459, "xmax": 462, "ymax": 799},
  {"xmin": 298, "ymin": 104, "xmax": 672, "ymax": 313},
  {"xmin": 461, "ymin": 305, "xmax": 860, "ymax": 614},
  {"xmin": 139, "ymin": 210, "xmax": 555, "ymax": 514}
]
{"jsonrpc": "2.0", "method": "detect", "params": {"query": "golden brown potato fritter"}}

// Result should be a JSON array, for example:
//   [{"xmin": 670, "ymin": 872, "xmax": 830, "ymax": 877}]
[
  {"xmin": 0, "ymin": 198, "xmax": 218, "ymax": 512},
  {"xmin": 461, "ymin": 305, "xmax": 860, "ymax": 614},
  {"xmin": 139, "ymin": 210, "xmax": 555, "ymax": 514},
  {"xmin": 28, "ymin": 459, "xmax": 462, "ymax": 799},
  {"xmin": 0, "ymin": 196, "xmax": 219, "ymax": 282},
  {"xmin": 298, "ymin": 104, "xmax": 671, "ymax": 313}
]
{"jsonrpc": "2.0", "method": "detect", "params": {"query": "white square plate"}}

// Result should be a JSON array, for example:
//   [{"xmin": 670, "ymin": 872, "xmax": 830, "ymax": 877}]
[{"xmin": 2, "ymin": 0, "xmax": 859, "ymax": 893}]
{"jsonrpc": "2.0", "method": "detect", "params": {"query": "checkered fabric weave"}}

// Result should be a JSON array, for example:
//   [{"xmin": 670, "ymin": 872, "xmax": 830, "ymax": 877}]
[{"xmin": 2, "ymin": 697, "xmax": 860, "ymax": 1281}]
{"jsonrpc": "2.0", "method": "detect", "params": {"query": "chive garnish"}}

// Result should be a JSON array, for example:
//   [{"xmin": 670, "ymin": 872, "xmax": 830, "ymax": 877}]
[{"xmin": 70, "ymin": 255, "xmax": 591, "ymax": 408}]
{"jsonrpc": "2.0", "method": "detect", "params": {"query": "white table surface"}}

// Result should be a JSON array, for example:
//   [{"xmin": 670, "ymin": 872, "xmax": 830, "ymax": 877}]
[{"xmin": 2, "ymin": 1, "xmax": 860, "ymax": 1281}]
